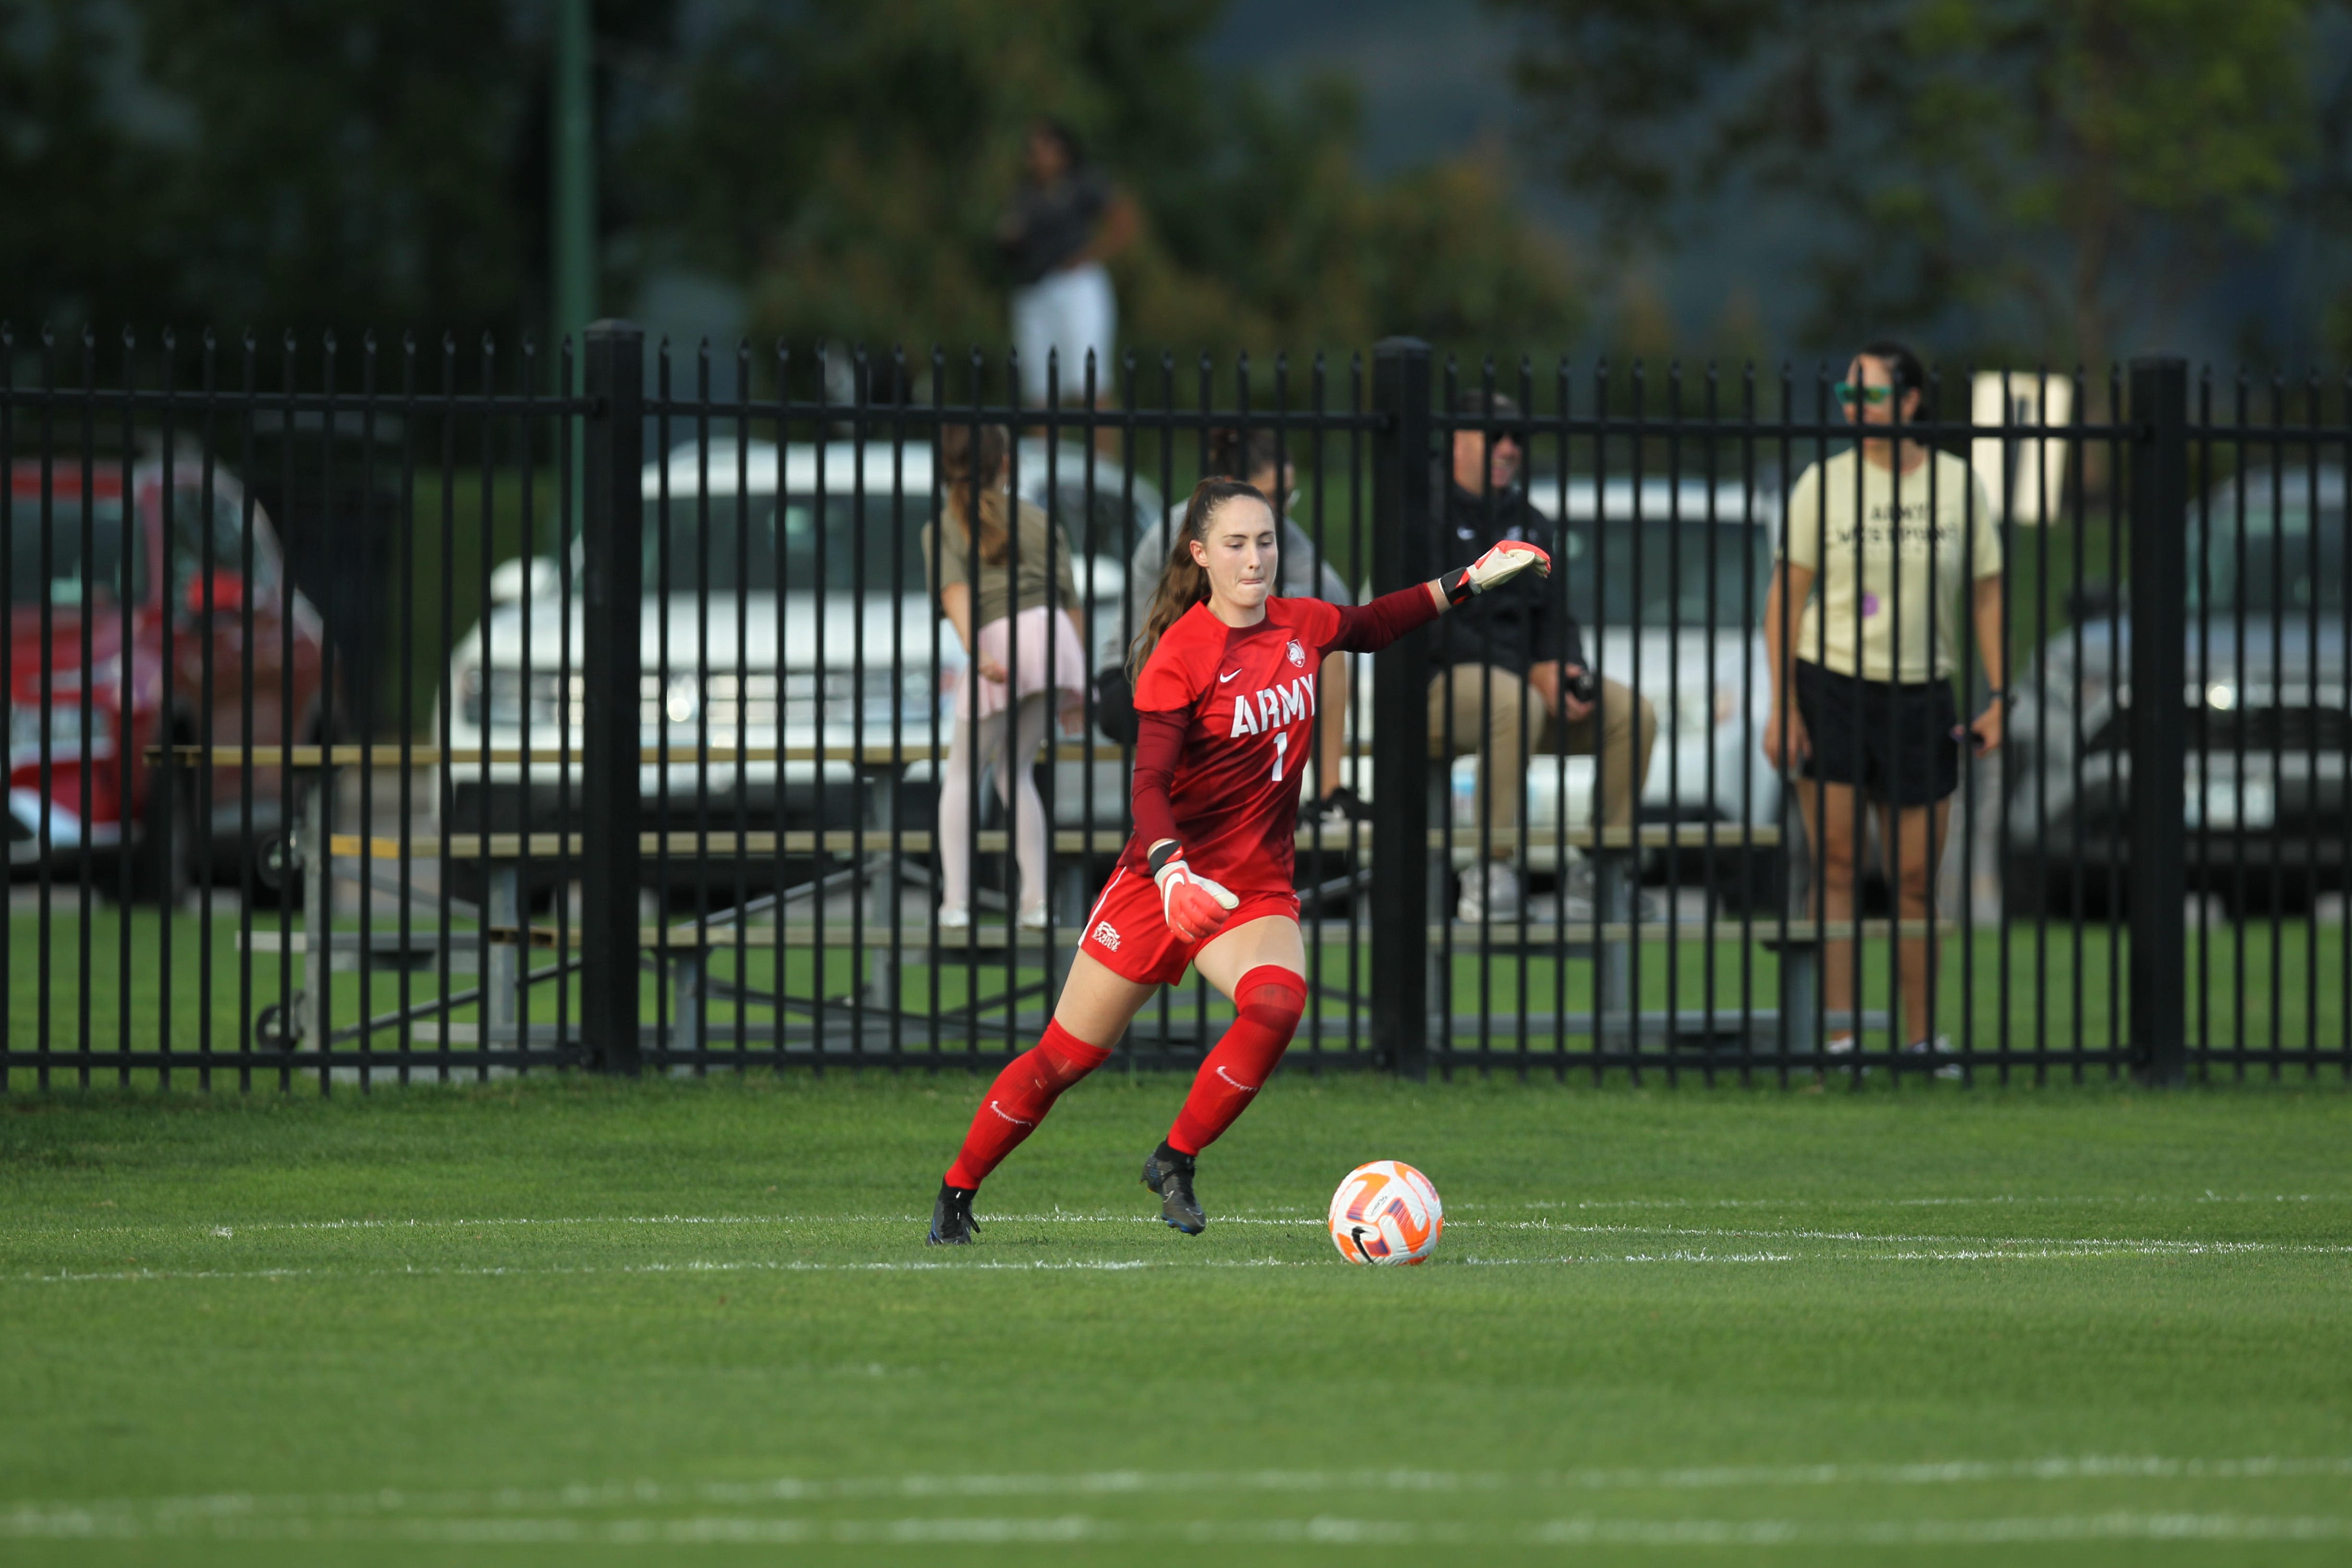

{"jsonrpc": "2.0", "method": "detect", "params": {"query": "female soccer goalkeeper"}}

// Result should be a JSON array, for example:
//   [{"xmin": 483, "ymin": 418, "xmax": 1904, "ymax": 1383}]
[{"xmin": 928, "ymin": 476, "xmax": 1548, "ymax": 1243}]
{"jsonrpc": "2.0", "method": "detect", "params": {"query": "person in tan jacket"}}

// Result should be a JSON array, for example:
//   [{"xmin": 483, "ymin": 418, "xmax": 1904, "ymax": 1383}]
[{"xmin": 922, "ymin": 423, "xmax": 1086, "ymax": 929}]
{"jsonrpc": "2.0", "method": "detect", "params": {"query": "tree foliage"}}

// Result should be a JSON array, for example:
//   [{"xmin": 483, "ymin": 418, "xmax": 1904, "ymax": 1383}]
[
  {"xmin": 631, "ymin": 0, "xmax": 1580, "ymax": 365},
  {"xmin": 0, "ymin": 0, "xmax": 617, "ymax": 343},
  {"xmin": 1496, "ymin": 0, "xmax": 2321, "ymax": 361},
  {"xmin": 3, "ymin": 0, "xmax": 1580, "ymax": 363}
]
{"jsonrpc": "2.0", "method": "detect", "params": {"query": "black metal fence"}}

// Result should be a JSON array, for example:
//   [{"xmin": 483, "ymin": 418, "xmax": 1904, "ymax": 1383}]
[{"xmin": 2, "ymin": 323, "xmax": 2344, "ymax": 1089}]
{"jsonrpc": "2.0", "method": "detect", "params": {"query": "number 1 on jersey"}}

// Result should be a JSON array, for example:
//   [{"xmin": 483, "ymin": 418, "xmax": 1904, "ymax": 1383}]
[{"xmin": 1271, "ymin": 732, "xmax": 1288, "ymax": 782}]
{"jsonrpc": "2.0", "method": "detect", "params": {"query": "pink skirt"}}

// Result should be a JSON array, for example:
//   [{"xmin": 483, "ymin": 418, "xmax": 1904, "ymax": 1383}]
[{"xmin": 961, "ymin": 604, "xmax": 1088, "ymax": 719}]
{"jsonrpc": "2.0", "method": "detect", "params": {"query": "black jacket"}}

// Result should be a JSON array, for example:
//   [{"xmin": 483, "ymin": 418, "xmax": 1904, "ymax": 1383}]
[{"xmin": 1429, "ymin": 464, "xmax": 1585, "ymax": 675}]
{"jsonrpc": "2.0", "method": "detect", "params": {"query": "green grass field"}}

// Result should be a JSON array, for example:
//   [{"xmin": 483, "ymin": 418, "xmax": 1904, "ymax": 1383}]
[{"xmin": 4, "ymin": 1073, "xmax": 2350, "ymax": 1564}]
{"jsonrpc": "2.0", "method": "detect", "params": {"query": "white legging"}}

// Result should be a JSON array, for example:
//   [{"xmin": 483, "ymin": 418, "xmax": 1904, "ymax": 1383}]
[{"xmin": 937, "ymin": 690, "xmax": 1052, "ymax": 916}]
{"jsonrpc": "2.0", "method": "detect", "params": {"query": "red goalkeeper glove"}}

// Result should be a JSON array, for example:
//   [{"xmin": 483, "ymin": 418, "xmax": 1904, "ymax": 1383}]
[
  {"xmin": 1151, "ymin": 845, "xmax": 1239, "ymax": 943},
  {"xmin": 1442, "ymin": 539, "xmax": 1551, "ymax": 605}
]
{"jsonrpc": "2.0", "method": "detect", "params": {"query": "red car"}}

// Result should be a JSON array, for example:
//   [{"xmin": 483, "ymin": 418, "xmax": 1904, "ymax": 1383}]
[{"xmin": 7, "ymin": 454, "xmax": 330, "ymax": 901}]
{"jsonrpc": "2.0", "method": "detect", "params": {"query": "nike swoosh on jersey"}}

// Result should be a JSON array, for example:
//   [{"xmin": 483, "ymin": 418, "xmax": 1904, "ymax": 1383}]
[{"xmin": 1218, "ymin": 670, "xmax": 1242, "ymax": 683}]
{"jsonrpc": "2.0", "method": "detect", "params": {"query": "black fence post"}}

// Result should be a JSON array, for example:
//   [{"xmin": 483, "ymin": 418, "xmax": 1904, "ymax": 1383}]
[
  {"xmin": 2128, "ymin": 356, "xmax": 2188, "ymax": 1086},
  {"xmin": 1371, "ymin": 338, "xmax": 1434, "ymax": 1078},
  {"xmin": 582, "ymin": 321, "xmax": 645, "ymax": 1075}
]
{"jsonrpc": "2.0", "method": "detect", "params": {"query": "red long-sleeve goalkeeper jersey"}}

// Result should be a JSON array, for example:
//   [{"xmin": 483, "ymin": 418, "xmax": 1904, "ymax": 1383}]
[{"xmin": 1119, "ymin": 588, "xmax": 1440, "ymax": 897}]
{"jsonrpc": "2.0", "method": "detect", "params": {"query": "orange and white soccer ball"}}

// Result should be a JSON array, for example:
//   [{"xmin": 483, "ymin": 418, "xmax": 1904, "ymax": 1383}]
[{"xmin": 1327, "ymin": 1160, "xmax": 1443, "ymax": 1265}]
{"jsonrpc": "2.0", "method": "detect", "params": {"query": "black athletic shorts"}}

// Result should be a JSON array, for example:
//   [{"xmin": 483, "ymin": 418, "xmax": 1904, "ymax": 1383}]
[{"xmin": 1792, "ymin": 661, "xmax": 1960, "ymax": 806}]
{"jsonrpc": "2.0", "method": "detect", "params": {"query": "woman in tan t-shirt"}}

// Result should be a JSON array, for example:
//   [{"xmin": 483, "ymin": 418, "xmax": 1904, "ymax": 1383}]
[
  {"xmin": 1762, "ymin": 340, "xmax": 2008, "ymax": 1070},
  {"xmin": 923, "ymin": 424, "xmax": 1086, "ymax": 929}
]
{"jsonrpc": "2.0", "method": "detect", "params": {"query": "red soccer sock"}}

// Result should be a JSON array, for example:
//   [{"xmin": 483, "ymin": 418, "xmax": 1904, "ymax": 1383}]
[
  {"xmin": 1167, "ymin": 965, "xmax": 1306, "ymax": 1156},
  {"xmin": 943, "ymin": 1020, "xmax": 1110, "ymax": 1190}
]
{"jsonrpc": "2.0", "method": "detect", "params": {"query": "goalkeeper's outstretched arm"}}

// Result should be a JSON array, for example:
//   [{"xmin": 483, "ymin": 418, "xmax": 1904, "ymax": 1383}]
[
  {"xmin": 1127, "ymin": 537, "xmax": 1552, "ymax": 933},
  {"xmin": 1324, "ymin": 539, "xmax": 1552, "ymax": 655}
]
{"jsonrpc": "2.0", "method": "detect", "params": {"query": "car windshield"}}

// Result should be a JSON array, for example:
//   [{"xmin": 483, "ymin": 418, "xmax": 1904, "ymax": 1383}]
[
  {"xmin": 7, "ymin": 495, "xmax": 146, "ymax": 607},
  {"xmin": 1557, "ymin": 521, "xmax": 1770, "ymax": 629},
  {"xmin": 642, "ymin": 493, "xmax": 932, "ymax": 593},
  {"xmin": 2189, "ymin": 503, "xmax": 2347, "ymax": 616}
]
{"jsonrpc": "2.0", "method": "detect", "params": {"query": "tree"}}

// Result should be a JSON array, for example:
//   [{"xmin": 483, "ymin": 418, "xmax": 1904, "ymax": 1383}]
[
  {"xmin": 629, "ymin": 0, "xmax": 1580, "ymax": 369},
  {"xmin": 1, "ymin": 0, "xmax": 674, "ymax": 348},
  {"xmin": 0, "ymin": 4, "xmax": 174, "ymax": 338},
  {"xmin": 7, "ymin": 0, "xmax": 1580, "ymax": 366},
  {"xmin": 1496, "ymin": 0, "xmax": 2320, "ymax": 366}
]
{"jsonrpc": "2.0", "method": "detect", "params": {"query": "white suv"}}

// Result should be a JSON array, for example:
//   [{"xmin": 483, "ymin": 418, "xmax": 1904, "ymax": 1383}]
[{"xmin": 439, "ymin": 438, "xmax": 1158, "ymax": 880}]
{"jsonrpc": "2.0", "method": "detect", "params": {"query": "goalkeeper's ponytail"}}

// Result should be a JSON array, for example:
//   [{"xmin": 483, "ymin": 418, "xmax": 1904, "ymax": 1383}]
[{"xmin": 1128, "ymin": 478, "xmax": 1264, "ymax": 679}]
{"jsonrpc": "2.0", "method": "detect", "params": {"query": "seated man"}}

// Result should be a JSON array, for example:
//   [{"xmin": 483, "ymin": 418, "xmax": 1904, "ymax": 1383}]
[{"xmin": 1431, "ymin": 391, "xmax": 1656, "ymax": 921}]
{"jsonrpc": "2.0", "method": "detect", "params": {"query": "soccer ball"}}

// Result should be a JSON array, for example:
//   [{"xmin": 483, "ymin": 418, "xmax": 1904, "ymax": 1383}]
[{"xmin": 1327, "ymin": 1160, "xmax": 1443, "ymax": 1265}]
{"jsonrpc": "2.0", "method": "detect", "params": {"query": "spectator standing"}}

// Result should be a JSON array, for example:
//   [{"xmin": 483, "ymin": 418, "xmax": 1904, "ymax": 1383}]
[
  {"xmin": 923, "ymin": 424, "xmax": 1088, "ymax": 929},
  {"xmin": 995, "ymin": 120, "xmax": 1139, "ymax": 408},
  {"xmin": 1119, "ymin": 429, "xmax": 1361, "ymax": 820},
  {"xmin": 1432, "ymin": 391, "xmax": 1657, "ymax": 923},
  {"xmin": 1762, "ymin": 341, "xmax": 2007, "ymax": 1070}
]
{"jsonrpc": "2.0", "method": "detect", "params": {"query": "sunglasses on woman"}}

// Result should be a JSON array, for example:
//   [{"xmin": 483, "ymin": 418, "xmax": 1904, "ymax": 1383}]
[{"xmin": 1833, "ymin": 381, "xmax": 1896, "ymax": 406}]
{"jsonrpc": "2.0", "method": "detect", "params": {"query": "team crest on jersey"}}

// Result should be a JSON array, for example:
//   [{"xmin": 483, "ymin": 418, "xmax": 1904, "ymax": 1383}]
[{"xmin": 1286, "ymin": 639, "xmax": 1306, "ymax": 668}]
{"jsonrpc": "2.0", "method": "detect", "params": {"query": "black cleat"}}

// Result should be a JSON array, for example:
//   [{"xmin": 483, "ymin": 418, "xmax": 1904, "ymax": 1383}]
[
  {"xmin": 927, "ymin": 1183, "xmax": 979, "ymax": 1246},
  {"xmin": 1141, "ymin": 1144, "xmax": 1206, "ymax": 1235}
]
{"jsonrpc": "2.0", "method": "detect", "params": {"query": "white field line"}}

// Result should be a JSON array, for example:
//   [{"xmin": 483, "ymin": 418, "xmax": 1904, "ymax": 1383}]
[
  {"xmin": 14, "ymin": 1254, "xmax": 1810, "ymax": 1285},
  {"xmin": 14, "ymin": 1224, "xmax": 2345, "ymax": 1286},
  {"xmin": 1491, "ymin": 1193, "xmax": 2352, "ymax": 1211},
  {"xmin": 42, "ymin": 1213, "xmax": 1322, "ymax": 1237},
  {"xmin": 22, "ymin": 1190, "xmax": 2352, "ymax": 1242},
  {"xmin": 17, "ymin": 1259, "xmax": 1280, "ymax": 1285},
  {"xmin": 10, "ymin": 1213, "xmax": 2349, "ymax": 1284},
  {"xmin": 20, "ymin": 1209, "xmax": 2352, "ymax": 1258},
  {"xmin": 9, "ymin": 1457, "xmax": 2352, "ymax": 1537},
  {"xmin": 7, "ymin": 1510, "xmax": 2352, "ymax": 1547},
  {"xmin": 1456, "ymin": 1217, "xmax": 2352, "ymax": 1254}
]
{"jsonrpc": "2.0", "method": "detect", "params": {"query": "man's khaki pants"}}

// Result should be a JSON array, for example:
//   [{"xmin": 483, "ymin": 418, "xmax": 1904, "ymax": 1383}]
[{"xmin": 1427, "ymin": 665, "xmax": 1658, "ymax": 849}]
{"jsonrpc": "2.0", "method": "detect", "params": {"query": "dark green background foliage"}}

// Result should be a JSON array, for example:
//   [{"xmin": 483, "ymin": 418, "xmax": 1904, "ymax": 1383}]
[
  {"xmin": 2, "ymin": 0, "xmax": 1579, "ymax": 362},
  {"xmin": 1496, "ymin": 0, "xmax": 2326, "ymax": 364},
  {"xmin": 9, "ymin": 0, "xmax": 2352, "ymax": 371},
  {"xmin": 0, "ymin": 0, "xmax": 647, "ymax": 339}
]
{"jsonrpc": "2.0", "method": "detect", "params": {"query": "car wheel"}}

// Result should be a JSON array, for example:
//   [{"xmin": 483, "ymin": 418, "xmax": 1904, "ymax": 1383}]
[
  {"xmin": 245, "ymin": 715, "xmax": 334, "ymax": 910},
  {"xmin": 127, "ymin": 786, "xmax": 195, "ymax": 907},
  {"xmin": 2001, "ymin": 854, "xmax": 2057, "ymax": 921},
  {"xmin": 2213, "ymin": 864, "xmax": 2311, "ymax": 920},
  {"xmin": 1702, "ymin": 842, "xmax": 1783, "ymax": 915},
  {"xmin": 2003, "ymin": 854, "xmax": 2123, "ymax": 921}
]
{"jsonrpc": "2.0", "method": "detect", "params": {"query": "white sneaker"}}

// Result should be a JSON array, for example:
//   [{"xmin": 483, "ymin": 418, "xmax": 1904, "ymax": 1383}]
[
  {"xmin": 1456, "ymin": 860, "xmax": 1522, "ymax": 924},
  {"xmin": 1017, "ymin": 904, "xmax": 1049, "ymax": 931},
  {"xmin": 938, "ymin": 904, "xmax": 971, "ymax": 930},
  {"xmin": 1906, "ymin": 1035, "xmax": 1963, "ymax": 1079},
  {"xmin": 1821, "ymin": 1031, "xmax": 1857, "ymax": 1056},
  {"xmin": 1560, "ymin": 860, "xmax": 1597, "ymax": 921},
  {"xmin": 1560, "ymin": 859, "xmax": 1661, "ymax": 923}
]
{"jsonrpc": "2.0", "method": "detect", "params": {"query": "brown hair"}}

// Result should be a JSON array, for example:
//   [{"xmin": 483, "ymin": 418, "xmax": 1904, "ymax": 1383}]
[
  {"xmin": 1206, "ymin": 426, "xmax": 1283, "ymax": 483},
  {"xmin": 939, "ymin": 422, "xmax": 1013, "ymax": 564},
  {"xmin": 1128, "ymin": 478, "xmax": 1267, "ymax": 678}
]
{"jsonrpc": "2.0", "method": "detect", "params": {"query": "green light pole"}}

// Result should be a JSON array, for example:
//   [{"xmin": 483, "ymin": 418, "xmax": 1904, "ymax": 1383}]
[{"xmin": 553, "ymin": 0, "xmax": 597, "ymax": 540}]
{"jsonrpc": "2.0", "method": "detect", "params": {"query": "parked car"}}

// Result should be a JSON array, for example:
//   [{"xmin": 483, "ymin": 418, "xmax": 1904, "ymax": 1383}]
[
  {"xmin": 7, "ymin": 454, "xmax": 331, "ymax": 902},
  {"xmin": 439, "ymin": 438, "xmax": 1161, "ymax": 896},
  {"xmin": 2002, "ymin": 464, "xmax": 2348, "ymax": 917},
  {"xmin": 445, "ymin": 456, "xmax": 1790, "ymax": 910}
]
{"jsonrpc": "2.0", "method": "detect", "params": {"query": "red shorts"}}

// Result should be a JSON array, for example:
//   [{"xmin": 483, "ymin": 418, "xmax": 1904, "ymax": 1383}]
[{"xmin": 1077, "ymin": 866, "xmax": 1303, "ymax": 987}]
